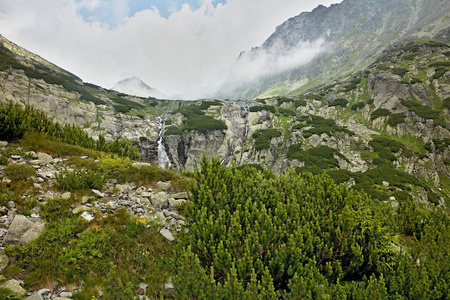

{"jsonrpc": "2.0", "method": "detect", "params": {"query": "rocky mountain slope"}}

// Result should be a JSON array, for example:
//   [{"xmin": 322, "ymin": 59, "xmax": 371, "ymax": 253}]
[
  {"xmin": 220, "ymin": 0, "xmax": 450, "ymax": 99},
  {"xmin": 1, "ymin": 33, "xmax": 449, "ymax": 207}
]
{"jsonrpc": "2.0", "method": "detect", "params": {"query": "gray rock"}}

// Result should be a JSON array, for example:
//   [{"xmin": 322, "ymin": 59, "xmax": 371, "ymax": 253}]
[
  {"xmin": 59, "ymin": 292, "xmax": 72, "ymax": 298},
  {"xmin": 72, "ymin": 205, "xmax": 91, "ymax": 214},
  {"xmin": 172, "ymin": 192, "xmax": 188, "ymax": 199},
  {"xmin": 136, "ymin": 186, "xmax": 146, "ymax": 195},
  {"xmin": 151, "ymin": 192, "xmax": 169, "ymax": 209},
  {"xmin": 168, "ymin": 198, "xmax": 187, "ymax": 208},
  {"xmin": 165, "ymin": 278, "xmax": 174, "ymax": 295},
  {"xmin": 382, "ymin": 181, "xmax": 390, "ymax": 187},
  {"xmin": 81, "ymin": 196, "xmax": 90, "ymax": 204},
  {"xmin": 37, "ymin": 152, "xmax": 53, "ymax": 164},
  {"xmin": 156, "ymin": 181, "xmax": 171, "ymax": 191},
  {"xmin": 54, "ymin": 298, "xmax": 72, "ymax": 300},
  {"xmin": 80, "ymin": 211, "xmax": 94, "ymax": 222},
  {"xmin": 26, "ymin": 151, "xmax": 38, "ymax": 159},
  {"xmin": 61, "ymin": 192, "xmax": 71, "ymax": 200},
  {"xmin": 138, "ymin": 282, "xmax": 148, "ymax": 295},
  {"xmin": 7, "ymin": 201, "xmax": 15, "ymax": 209},
  {"xmin": 3, "ymin": 215, "xmax": 46, "ymax": 246},
  {"xmin": 0, "ymin": 252, "xmax": 9, "ymax": 272},
  {"xmin": 159, "ymin": 228, "xmax": 175, "ymax": 242},
  {"xmin": 37, "ymin": 289, "xmax": 51, "ymax": 297},
  {"xmin": 91, "ymin": 189, "xmax": 105, "ymax": 198},
  {"xmin": 0, "ymin": 141, "xmax": 8, "ymax": 148},
  {"xmin": 0, "ymin": 279, "xmax": 26, "ymax": 297},
  {"xmin": 106, "ymin": 201, "xmax": 117, "ymax": 210},
  {"xmin": 26, "ymin": 293, "xmax": 44, "ymax": 300},
  {"xmin": 141, "ymin": 192, "xmax": 152, "ymax": 198}
]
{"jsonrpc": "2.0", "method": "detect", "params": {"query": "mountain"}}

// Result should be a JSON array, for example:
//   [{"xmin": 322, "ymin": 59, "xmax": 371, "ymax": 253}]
[
  {"xmin": 219, "ymin": 0, "xmax": 450, "ymax": 99},
  {"xmin": 112, "ymin": 77, "xmax": 167, "ymax": 99}
]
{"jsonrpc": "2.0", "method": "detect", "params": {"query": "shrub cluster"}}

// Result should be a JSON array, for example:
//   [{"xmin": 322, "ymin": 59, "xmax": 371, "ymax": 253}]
[
  {"xmin": 252, "ymin": 129, "xmax": 282, "ymax": 151},
  {"xmin": 249, "ymin": 105, "xmax": 276, "ymax": 113},
  {"xmin": 401, "ymin": 99, "xmax": 439, "ymax": 119},
  {"xmin": 295, "ymin": 115, "xmax": 354, "ymax": 138},
  {"xmin": 387, "ymin": 113, "xmax": 406, "ymax": 127},
  {"xmin": 371, "ymin": 108, "xmax": 391, "ymax": 120}
]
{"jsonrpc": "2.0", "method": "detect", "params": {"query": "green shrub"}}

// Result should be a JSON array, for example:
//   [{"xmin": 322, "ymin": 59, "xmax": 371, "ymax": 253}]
[
  {"xmin": 57, "ymin": 169, "xmax": 105, "ymax": 191},
  {"xmin": 391, "ymin": 67, "xmax": 408, "ymax": 77},
  {"xmin": 433, "ymin": 68, "xmax": 447, "ymax": 79},
  {"xmin": 294, "ymin": 99, "xmax": 307, "ymax": 107},
  {"xmin": 443, "ymin": 97, "xmax": 450, "ymax": 109},
  {"xmin": 351, "ymin": 102, "xmax": 365, "ymax": 111},
  {"xmin": 277, "ymin": 107, "xmax": 296, "ymax": 117},
  {"xmin": 387, "ymin": 113, "xmax": 406, "ymax": 126},
  {"xmin": 340, "ymin": 78, "xmax": 361, "ymax": 92},
  {"xmin": 429, "ymin": 61, "xmax": 450, "ymax": 68},
  {"xmin": 371, "ymin": 108, "xmax": 391, "ymax": 120},
  {"xmin": 277, "ymin": 97, "xmax": 294, "ymax": 106},
  {"xmin": 402, "ymin": 53, "xmax": 417, "ymax": 60},
  {"xmin": 173, "ymin": 158, "xmax": 396, "ymax": 298},
  {"xmin": 288, "ymin": 144, "xmax": 346, "ymax": 169},
  {"xmin": 172, "ymin": 105, "xmax": 204, "ymax": 118},
  {"xmin": 182, "ymin": 116, "xmax": 227, "ymax": 132},
  {"xmin": 165, "ymin": 126, "xmax": 183, "ymax": 136},
  {"xmin": 249, "ymin": 105, "xmax": 276, "ymax": 113},
  {"xmin": 369, "ymin": 136, "xmax": 405, "ymax": 161},
  {"xmin": 199, "ymin": 100, "xmax": 223, "ymax": 110},
  {"xmin": 401, "ymin": 99, "xmax": 439, "ymax": 119},
  {"xmin": 3, "ymin": 164, "xmax": 36, "ymax": 180},
  {"xmin": 300, "ymin": 115, "xmax": 354, "ymax": 138},
  {"xmin": 329, "ymin": 98, "xmax": 348, "ymax": 107},
  {"xmin": 252, "ymin": 129, "xmax": 282, "ymax": 151}
]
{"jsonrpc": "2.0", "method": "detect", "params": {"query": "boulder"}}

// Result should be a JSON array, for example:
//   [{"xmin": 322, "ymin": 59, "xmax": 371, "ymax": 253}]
[
  {"xmin": 0, "ymin": 252, "xmax": 9, "ymax": 272},
  {"xmin": 37, "ymin": 152, "xmax": 54, "ymax": 164},
  {"xmin": 159, "ymin": 228, "xmax": 175, "ymax": 242},
  {"xmin": 156, "ymin": 181, "xmax": 171, "ymax": 191},
  {"xmin": 172, "ymin": 192, "xmax": 188, "ymax": 199},
  {"xmin": 0, "ymin": 279, "xmax": 26, "ymax": 297},
  {"xmin": 72, "ymin": 205, "xmax": 91, "ymax": 214},
  {"xmin": 3, "ymin": 215, "xmax": 46, "ymax": 246},
  {"xmin": 151, "ymin": 192, "xmax": 169, "ymax": 209}
]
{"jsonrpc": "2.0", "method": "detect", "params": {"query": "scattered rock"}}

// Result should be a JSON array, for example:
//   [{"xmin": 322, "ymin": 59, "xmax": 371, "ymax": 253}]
[
  {"xmin": 72, "ymin": 205, "xmax": 91, "ymax": 214},
  {"xmin": 159, "ymin": 228, "xmax": 175, "ymax": 242},
  {"xmin": 3, "ymin": 215, "xmax": 46, "ymax": 246},
  {"xmin": 7, "ymin": 201, "xmax": 15, "ymax": 209},
  {"xmin": 80, "ymin": 211, "xmax": 94, "ymax": 222},
  {"xmin": 26, "ymin": 293, "xmax": 44, "ymax": 300},
  {"xmin": 165, "ymin": 278, "xmax": 174, "ymax": 295},
  {"xmin": 91, "ymin": 189, "xmax": 105, "ymax": 198},
  {"xmin": 37, "ymin": 289, "xmax": 51, "ymax": 297},
  {"xmin": 382, "ymin": 181, "xmax": 390, "ymax": 187},
  {"xmin": 61, "ymin": 192, "xmax": 71, "ymax": 200},
  {"xmin": 37, "ymin": 152, "xmax": 53, "ymax": 164},
  {"xmin": 156, "ymin": 181, "xmax": 171, "ymax": 191},
  {"xmin": 172, "ymin": 192, "xmax": 188, "ymax": 199},
  {"xmin": 151, "ymin": 192, "xmax": 169, "ymax": 209},
  {"xmin": 0, "ymin": 252, "xmax": 9, "ymax": 272}
]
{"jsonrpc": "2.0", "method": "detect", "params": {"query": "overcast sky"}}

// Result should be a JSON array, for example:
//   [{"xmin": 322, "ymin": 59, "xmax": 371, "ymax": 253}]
[{"xmin": 0, "ymin": 0, "xmax": 342, "ymax": 99}]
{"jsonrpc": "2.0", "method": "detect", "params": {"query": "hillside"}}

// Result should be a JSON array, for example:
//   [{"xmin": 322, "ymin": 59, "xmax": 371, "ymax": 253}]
[{"xmin": 219, "ymin": 0, "xmax": 450, "ymax": 99}]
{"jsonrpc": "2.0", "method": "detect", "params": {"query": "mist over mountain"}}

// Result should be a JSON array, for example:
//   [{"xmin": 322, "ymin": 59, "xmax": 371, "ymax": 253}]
[
  {"xmin": 112, "ymin": 77, "xmax": 167, "ymax": 99},
  {"xmin": 218, "ymin": 0, "xmax": 450, "ymax": 99}
]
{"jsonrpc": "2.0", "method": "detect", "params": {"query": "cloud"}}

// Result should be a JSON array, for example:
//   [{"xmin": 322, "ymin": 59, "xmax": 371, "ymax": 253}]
[
  {"xmin": 0, "ymin": 0, "xmax": 341, "ymax": 99},
  {"xmin": 226, "ymin": 38, "xmax": 327, "ymax": 86}
]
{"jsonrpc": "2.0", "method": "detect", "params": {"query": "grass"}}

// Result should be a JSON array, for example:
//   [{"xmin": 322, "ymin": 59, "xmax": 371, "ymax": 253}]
[{"xmin": 3, "ymin": 164, "xmax": 36, "ymax": 180}]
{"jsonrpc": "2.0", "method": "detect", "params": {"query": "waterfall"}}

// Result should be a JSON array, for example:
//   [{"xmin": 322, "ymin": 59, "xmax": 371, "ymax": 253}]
[{"xmin": 156, "ymin": 116, "xmax": 171, "ymax": 169}]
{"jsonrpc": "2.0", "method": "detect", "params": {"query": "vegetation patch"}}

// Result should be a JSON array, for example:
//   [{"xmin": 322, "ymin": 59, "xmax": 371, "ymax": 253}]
[
  {"xmin": 329, "ymin": 98, "xmax": 348, "ymax": 107},
  {"xmin": 387, "ymin": 113, "xmax": 406, "ymax": 127},
  {"xmin": 351, "ymin": 102, "xmax": 365, "ymax": 111},
  {"xmin": 401, "ymin": 99, "xmax": 440, "ymax": 119},
  {"xmin": 199, "ymin": 100, "xmax": 223, "ymax": 110},
  {"xmin": 252, "ymin": 129, "xmax": 282, "ymax": 151},
  {"xmin": 172, "ymin": 105, "xmax": 204, "ymax": 118},
  {"xmin": 391, "ymin": 67, "xmax": 409, "ymax": 77},
  {"xmin": 249, "ymin": 105, "xmax": 276, "ymax": 113},
  {"xmin": 371, "ymin": 108, "xmax": 391, "ymax": 120},
  {"xmin": 340, "ymin": 77, "xmax": 361, "ymax": 92},
  {"xmin": 277, "ymin": 107, "xmax": 296, "ymax": 117},
  {"xmin": 369, "ymin": 136, "xmax": 408, "ymax": 162},
  {"xmin": 298, "ymin": 115, "xmax": 354, "ymax": 138},
  {"xmin": 288, "ymin": 144, "xmax": 346, "ymax": 170},
  {"xmin": 182, "ymin": 116, "xmax": 227, "ymax": 133},
  {"xmin": 3, "ymin": 164, "xmax": 36, "ymax": 181},
  {"xmin": 165, "ymin": 126, "xmax": 183, "ymax": 136}
]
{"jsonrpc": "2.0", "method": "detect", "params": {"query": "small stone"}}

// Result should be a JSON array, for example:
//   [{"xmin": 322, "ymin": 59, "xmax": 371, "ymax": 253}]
[
  {"xmin": 106, "ymin": 201, "xmax": 117, "ymax": 210},
  {"xmin": 156, "ymin": 181, "xmax": 171, "ymax": 191},
  {"xmin": 172, "ymin": 192, "xmax": 188, "ymax": 199},
  {"xmin": 141, "ymin": 192, "xmax": 152, "ymax": 198},
  {"xmin": 0, "ymin": 141, "xmax": 8, "ymax": 148},
  {"xmin": 81, "ymin": 196, "xmax": 90, "ymax": 204},
  {"xmin": 0, "ymin": 252, "xmax": 9, "ymax": 272},
  {"xmin": 7, "ymin": 201, "xmax": 16, "ymax": 208},
  {"xmin": 80, "ymin": 156, "xmax": 89, "ymax": 159},
  {"xmin": 10, "ymin": 155, "xmax": 22, "ymax": 160},
  {"xmin": 80, "ymin": 211, "xmax": 94, "ymax": 222},
  {"xmin": 59, "ymin": 292, "xmax": 72, "ymax": 298},
  {"xmin": 165, "ymin": 278, "xmax": 174, "ymax": 295},
  {"xmin": 72, "ymin": 205, "xmax": 91, "ymax": 214},
  {"xmin": 151, "ymin": 192, "xmax": 169, "ymax": 209},
  {"xmin": 61, "ymin": 192, "xmax": 71, "ymax": 200},
  {"xmin": 159, "ymin": 228, "xmax": 175, "ymax": 242},
  {"xmin": 37, "ymin": 289, "xmax": 51, "ymax": 297},
  {"xmin": 91, "ymin": 189, "xmax": 105, "ymax": 198},
  {"xmin": 136, "ymin": 186, "xmax": 146, "ymax": 195},
  {"xmin": 2, "ymin": 178, "xmax": 12, "ymax": 184},
  {"xmin": 26, "ymin": 151, "xmax": 38, "ymax": 159},
  {"xmin": 53, "ymin": 298, "xmax": 72, "ymax": 300},
  {"xmin": 382, "ymin": 181, "xmax": 390, "ymax": 187},
  {"xmin": 138, "ymin": 282, "xmax": 148, "ymax": 295},
  {"xmin": 33, "ymin": 183, "xmax": 42, "ymax": 189},
  {"xmin": 26, "ymin": 293, "xmax": 44, "ymax": 300},
  {"xmin": 168, "ymin": 198, "xmax": 187, "ymax": 208}
]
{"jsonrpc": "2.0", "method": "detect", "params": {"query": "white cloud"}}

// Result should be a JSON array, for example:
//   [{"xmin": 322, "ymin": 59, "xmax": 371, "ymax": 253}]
[{"xmin": 0, "ymin": 0, "xmax": 341, "ymax": 99}]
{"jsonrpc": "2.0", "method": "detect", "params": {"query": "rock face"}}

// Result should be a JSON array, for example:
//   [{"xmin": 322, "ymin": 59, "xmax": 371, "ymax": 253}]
[{"xmin": 3, "ymin": 215, "xmax": 46, "ymax": 246}]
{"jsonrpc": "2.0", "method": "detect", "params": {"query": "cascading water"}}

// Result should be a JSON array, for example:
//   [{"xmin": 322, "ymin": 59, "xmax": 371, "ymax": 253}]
[{"xmin": 156, "ymin": 116, "xmax": 172, "ymax": 169}]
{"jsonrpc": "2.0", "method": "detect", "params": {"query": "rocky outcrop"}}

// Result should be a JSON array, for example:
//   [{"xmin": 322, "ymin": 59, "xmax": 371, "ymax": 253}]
[{"xmin": 3, "ymin": 215, "xmax": 45, "ymax": 246}]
